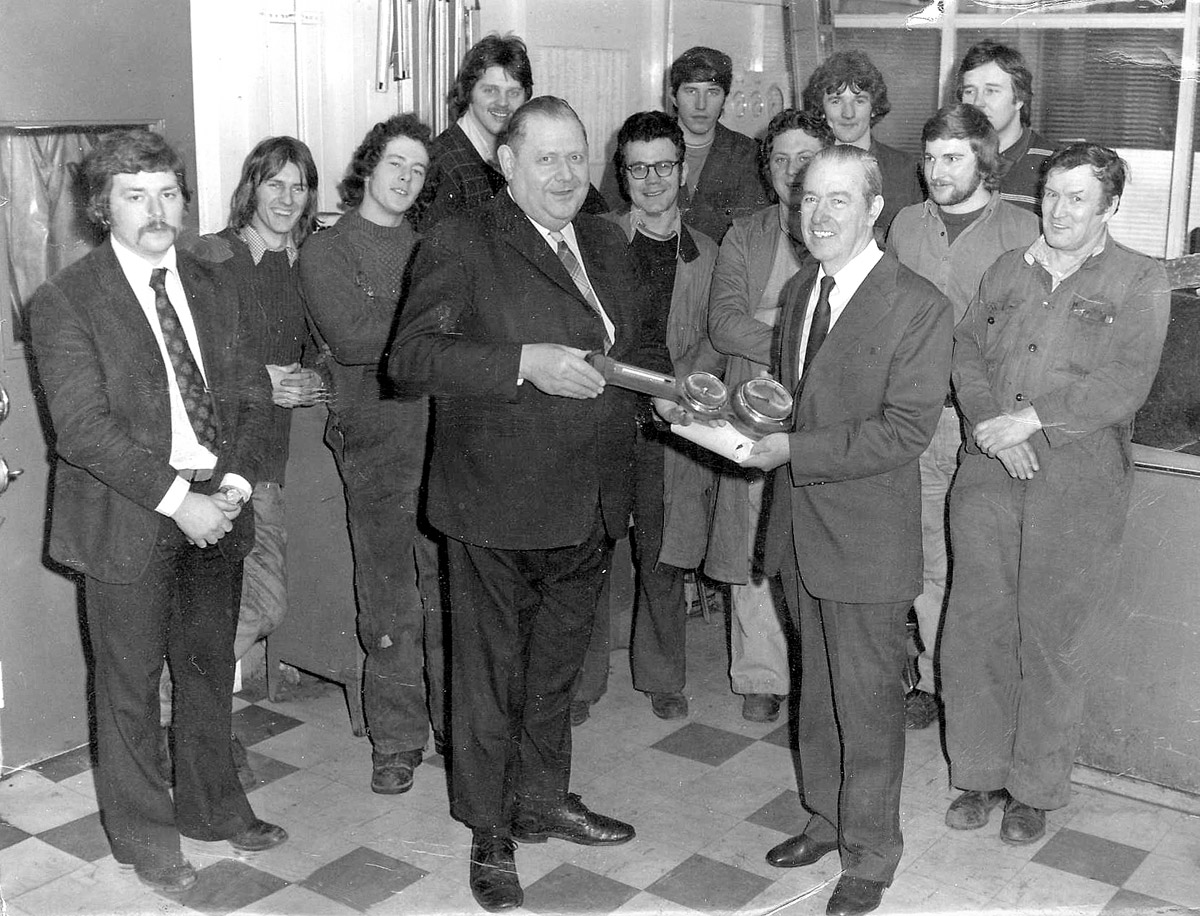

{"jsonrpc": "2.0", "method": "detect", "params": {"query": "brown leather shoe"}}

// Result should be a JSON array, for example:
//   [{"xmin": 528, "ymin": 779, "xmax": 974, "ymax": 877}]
[
  {"xmin": 511, "ymin": 793, "xmax": 635, "ymax": 846},
  {"xmin": 945, "ymin": 789, "xmax": 1007, "ymax": 830},
  {"xmin": 1000, "ymin": 797, "xmax": 1046, "ymax": 845},
  {"xmin": 766, "ymin": 832, "xmax": 839, "ymax": 868},
  {"xmin": 826, "ymin": 875, "xmax": 887, "ymax": 916},
  {"xmin": 469, "ymin": 831, "xmax": 523, "ymax": 911},
  {"xmin": 371, "ymin": 749, "xmax": 422, "ymax": 795},
  {"xmin": 228, "ymin": 819, "xmax": 288, "ymax": 852}
]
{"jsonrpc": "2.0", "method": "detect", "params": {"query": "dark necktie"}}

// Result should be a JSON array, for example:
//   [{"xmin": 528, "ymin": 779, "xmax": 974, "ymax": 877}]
[
  {"xmin": 802, "ymin": 274, "xmax": 836, "ymax": 382},
  {"xmin": 550, "ymin": 230, "xmax": 613, "ymax": 352},
  {"xmin": 149, "ymin": 267, "xmax": 217, "ymax": 451}
]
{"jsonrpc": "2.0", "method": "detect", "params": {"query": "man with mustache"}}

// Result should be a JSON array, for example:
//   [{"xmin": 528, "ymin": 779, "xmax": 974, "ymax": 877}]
[
  {"xmin": 888, "ymin": 105, "xmax": 1038, "ymax": 731},
  {"xmin": 29, "ymin": 129, "xmax": 285, "ymax": 895}
]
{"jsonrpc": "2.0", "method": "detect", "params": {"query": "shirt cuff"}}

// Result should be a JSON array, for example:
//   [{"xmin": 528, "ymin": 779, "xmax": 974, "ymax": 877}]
[
  {"xmin": 155, "ymin": 475, "xmax": 192, "ymax": 517},
  {"xmin": 219, "ymin": 473, "xmax": 253, "ymax": 501}
]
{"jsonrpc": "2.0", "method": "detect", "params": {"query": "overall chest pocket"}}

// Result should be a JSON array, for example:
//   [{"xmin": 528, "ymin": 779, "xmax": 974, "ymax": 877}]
[{"xmin": 1059, "ymin": 298, "xmax": 1117, "ymax": 375}]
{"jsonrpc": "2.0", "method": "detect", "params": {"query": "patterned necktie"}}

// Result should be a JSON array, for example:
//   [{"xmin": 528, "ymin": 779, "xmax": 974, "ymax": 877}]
[
  {"xmin": 149, "ymin": 267, "xmax": 217, "ymax": 451},
  {"xmin": 550, "ymin": 230, "xmax": 612, "ymax": 352},
  {"xmin": 802, "ymin": 274, "xmax": 836, "ymax": 382}
]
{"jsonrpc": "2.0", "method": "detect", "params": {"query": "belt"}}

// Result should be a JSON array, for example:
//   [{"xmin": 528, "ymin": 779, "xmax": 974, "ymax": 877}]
[{"xmin": 177, "ymin": 468, "xmax": 213, "ymax": 482}]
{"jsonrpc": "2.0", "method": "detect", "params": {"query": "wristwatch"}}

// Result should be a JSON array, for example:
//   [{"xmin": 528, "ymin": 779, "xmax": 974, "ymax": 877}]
[{"xmin": 216, "ymin": 484, "xmax": 250, "ymax": 508}]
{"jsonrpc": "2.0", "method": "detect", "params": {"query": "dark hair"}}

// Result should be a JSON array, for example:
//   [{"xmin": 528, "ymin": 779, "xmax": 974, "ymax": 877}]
[
  {"xmin": 921, "ymin": 104, "xmax": 1004, "ymax": 192},
  {"xmin": 449, "ymin": 33, "xmax": 534, "ymax": 120},
  {"xmin": 228, "ymin": 136, "xmax": 320, "ymax": 245},
  {"xmin": 759, "ymin": 108, "xmax": 832, "ymax": 198},
  {"xmin": 499, "ymin": 95, "xmax": 586, "ymax": 153},
  {"xmin": 1045, "ymin": 142, "xmax": 1128, "ymax": 211},
  {"xmin": 84, "ymin": 128, "xmax": 192, "ymax": 227},
  {"xmin": 802, "ymin": 50, "xmax": 891, "ymax": 126},
  {"xmin": 669, "ymin": 46, "xmax": 733, "ymax": 95},
  {"xmin": 338, "ymin": 113, "xmax": 432, "ymax": 209},
  {"xmin": 955, "ymin": 40, "xmax": 1033, "ymax": 129},
  {"xmin": 612, "ymin": 110, "xmax": 684, "ymax": 200},
  {"xmin": 808, "ymin": 144, "xmax": 884, "ymax": 204}
]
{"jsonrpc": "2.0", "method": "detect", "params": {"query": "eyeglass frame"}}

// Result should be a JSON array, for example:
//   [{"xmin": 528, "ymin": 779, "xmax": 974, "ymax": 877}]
[{"xmin": 624, "ymin": 159, "xmax": 684, "ymax": 180}]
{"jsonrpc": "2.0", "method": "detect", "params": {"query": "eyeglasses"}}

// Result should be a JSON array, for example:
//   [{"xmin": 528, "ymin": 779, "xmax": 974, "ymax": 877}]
[{"xmin": 625, "ymin": 160, "xmax": 682, "ymax": 179}]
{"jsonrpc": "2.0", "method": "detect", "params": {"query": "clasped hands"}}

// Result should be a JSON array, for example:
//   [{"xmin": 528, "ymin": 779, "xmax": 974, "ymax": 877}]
[
  {"xmin": 172, "ymin": 488, "xmax": 247, "ymax": 548},
  {"xmin": 267, "ymin": 362, "xmax": 326, "ymax": 408},
  {"xmin": 972, "ymin": 406, "xmax": 1042, "ymax": 480}
]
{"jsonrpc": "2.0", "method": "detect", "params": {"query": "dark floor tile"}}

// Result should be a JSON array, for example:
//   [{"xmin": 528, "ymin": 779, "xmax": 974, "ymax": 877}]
[
  {"xmin": 524, "ymin": 863, "xmax": 640, "ymax": 914},
  {"xmin": 0, "ymin": 819, "xmax": 32, "ymax": 851},
  {"xmin": 38, "ymin": 811, "xmax": 109, "ymax": 862},
  {"xmin": 745, "ymin": 789, "xmax": 806, "ymax": 834},
  {"xmin": 1032, "ymin": 827, "xmax": 1149, "ymax": 887},
  {"xmin": 761, "ymin": 719, "xmax": 792, "ymax": 749},
  {"xmin": 646, "ymin": 852, "xmax": 772, "ymax": 913},
  {"xmin": 301, "ymin": 845, "xmax": 426, "ymax": 912},
  {"xmin": 1101, "ymin": 887, "xmax": 1200, "ymax": 914},
  {"xmin": 175, "ymin": 858, "xmax": 289, "ymax": 915},
  {"xmin": 652, "ymin": 723, "xmax": 755, "ymax": 767},
  {"xmin": 241, "ymin": 750, "xmax": 299, "ymax": 791},
  {"xmin": 231, "ymin": 703, "xmax": 304, "ymax": 747},
  {"xmin": 28, "ymin": 744, "xmax": 94, "ymax": 782}
]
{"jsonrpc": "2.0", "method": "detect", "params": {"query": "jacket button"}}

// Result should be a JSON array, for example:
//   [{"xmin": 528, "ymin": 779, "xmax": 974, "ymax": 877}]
[
  {"xmin": 1028, "ymin": 343, "xmax": 1037, "ymax": 352},
  {"xmin": 987, "ymin": 316, "xmax": 995, "ymax": 324},
  {"xmin": 1015, "ymin": 393, "xmax": 1025, "ymax": 401}
]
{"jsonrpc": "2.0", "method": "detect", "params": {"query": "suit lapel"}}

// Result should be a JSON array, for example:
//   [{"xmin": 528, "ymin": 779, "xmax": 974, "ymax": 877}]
[
  {"xmin": 812, "ymin": 255, "xmax": 896, "ymax": 365},
  {"xmin": 779, "ymin": 259, "xmax": 820, "ymax": 397},
  {"xmin": 494, "ymin": 194, "xmax": 585, "ymax": 305}
]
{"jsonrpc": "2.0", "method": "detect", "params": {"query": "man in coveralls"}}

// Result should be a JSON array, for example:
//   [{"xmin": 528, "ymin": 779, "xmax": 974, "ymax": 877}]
[{"xmin": 941, "ymin": 142, "xmax": 1170, "ymax": 845}]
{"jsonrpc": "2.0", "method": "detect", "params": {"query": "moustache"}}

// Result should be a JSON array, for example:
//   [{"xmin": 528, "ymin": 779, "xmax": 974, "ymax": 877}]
[{"xmin": 138, "ymin": 220, "xmax": 178, "ymax": 238}]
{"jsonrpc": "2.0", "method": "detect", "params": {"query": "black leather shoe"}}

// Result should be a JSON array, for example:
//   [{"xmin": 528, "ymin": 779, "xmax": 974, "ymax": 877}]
[
  {"xmin": 469, "ymin": 831, "xmax": 523, "ymax": 912},
  {"xmin": 511, "ymin": 793, "xmax": 635, "ymax": 846},
  {"xmin": 903, "ymin": 688, "xmax": 939, "ymax": 730},
  {"xmin": 228, "ymin": 819, "xmax": 288, "ymax": 852},
  {"xmin": 826, "ymin": 875, "xmax": 887, "ymax": 916},
  {"xmin": 648, "ymin": 691, "xmax": 688, "ymax": 720},
  {"xmin": 134, "ymin": 860, "xmax": 196, "ymax": 894},
  {"xmin": 945, "ymin": 788, "xmax": 1007, "ymax": 830},
  {"xmin": 765, "ymin": 832, "xmax": 839, "ymax": 868},
  {"xmin": 1000, "ymin": 797, "xmax": 1046, "ymax": 845},
  {"xmin": 371, "ymin": 749, "xmax": 422, "ymax": 795}
]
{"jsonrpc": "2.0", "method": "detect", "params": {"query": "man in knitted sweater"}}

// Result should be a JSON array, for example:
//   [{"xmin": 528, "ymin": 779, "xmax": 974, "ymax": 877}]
[{"xmin": 301, "ymin": 114, "xmax": 444, "ymax": 796}]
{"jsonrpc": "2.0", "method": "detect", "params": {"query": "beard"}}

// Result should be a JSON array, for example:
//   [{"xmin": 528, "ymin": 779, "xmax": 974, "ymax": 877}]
[{"xmin": 930, "ymin": 172, "xmax": 983, "ymax": 208}]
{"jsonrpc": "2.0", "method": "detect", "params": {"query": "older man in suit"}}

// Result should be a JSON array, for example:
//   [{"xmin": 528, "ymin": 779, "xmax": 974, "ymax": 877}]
[
  {"xmin": 743, "ymin": 145, "xmax": 952, "ymax": 916},
  {"xmin": 390, "ymin": 96, "xmax": 661, "ymax": 912},
  {"xmin": 29, "ymin": 129, "xmax": 286, "ymax": 895}
]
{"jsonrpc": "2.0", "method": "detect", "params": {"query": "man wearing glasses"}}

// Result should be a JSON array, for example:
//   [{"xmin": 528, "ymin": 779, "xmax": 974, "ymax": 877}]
[{"xmin": 572, "ymin": 110, "xmax": 721, "ymax": 724}]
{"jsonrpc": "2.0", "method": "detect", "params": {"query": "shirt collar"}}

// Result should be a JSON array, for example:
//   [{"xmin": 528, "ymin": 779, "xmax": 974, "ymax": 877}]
[
  {"xmin": 111, "ymin": 234, "xmax": 178, "ymax": 284},
  {"xmin": 1024, "ymin": 230, "xmax": 1109, "ymax": 286},
  {"xmin": 921, "ymin": 189, "xmax": 1002, "ymax": 222},
  {"xmin": 818, "ymin": 239, "xmax": 884, "ymax": 299},
  {"xmin": 238, "ymin": 224, "xmax": 299, "ymax": 266},
  {"xmin": 458, "ymin": 112, "xmax": 498, "ymax": 166}
]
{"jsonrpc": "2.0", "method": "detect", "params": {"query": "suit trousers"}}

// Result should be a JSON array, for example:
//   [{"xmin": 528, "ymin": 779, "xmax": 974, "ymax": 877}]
[
  {"xmin": 730, "ymin": 476, "xmax": 789, "ymax": 696},
  {"xmin": 942, "ymin": 445, "xmax": 1130, "ymax": 810},
  {"xmin": 87, "ymin": 518, "xmax": 255, "ymax": 869},
  {"xmin": 779, "ymin": 566, "xmax": 909, "ymax": 884},
  {"xmin": 327, "ymin": 395, "xmax": 441, "ymax": 754},
  {"xmin": 446, "ymin": 512, "xmax": 611, "ymax": 833}
]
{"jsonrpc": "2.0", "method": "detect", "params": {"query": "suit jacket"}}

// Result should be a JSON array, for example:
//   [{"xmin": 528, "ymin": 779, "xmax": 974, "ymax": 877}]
[
  {"xmin": 763, "ymin": 250, "xmax": 952, "ymax": 603},
  {"xmin": 870, "ymin": 138, "xmax": 924, "ymax": 239},
  {"xmin": 29, "ymin": 240, "xmax": 272, "ymax": 583},
  {"xmin": 389, "ymin": 192, "xmax": 665, "ymax": 550},
  {"xmin": 683, "ymin": 122, "xmax": 769, "ymax": 245}
]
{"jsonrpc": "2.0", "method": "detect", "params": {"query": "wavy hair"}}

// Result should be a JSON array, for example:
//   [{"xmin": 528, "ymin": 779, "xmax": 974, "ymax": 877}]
[{"xmin": 228, "ymin": 136, "xmax": 320, "ymax": 244}]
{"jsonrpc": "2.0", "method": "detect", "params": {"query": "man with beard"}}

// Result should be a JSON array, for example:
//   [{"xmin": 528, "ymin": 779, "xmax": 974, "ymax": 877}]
[
  {"xmin": 888, "ymin": 105, "xmax": 1038, "ymax": 730},
  {"xmin": 29, "ymin": 129, "xmax": 285, "ymax": 894}
]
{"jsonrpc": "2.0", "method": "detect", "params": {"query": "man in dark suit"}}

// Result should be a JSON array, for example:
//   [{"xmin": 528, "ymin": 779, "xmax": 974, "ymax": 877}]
[
  {"xmin": 390, "ymin": 96, "xmax": 659, "ymax": 912},
  {"xmin": 669, "ymin": 46, "xmax": 768, "ymax": 243},
  {"xmin": 29, "ymin": 130, "xmax": 286, "ymax": 895},
  {"xmin": 743, "ymin": 145, "xmax": 952, "ymax": 916}
]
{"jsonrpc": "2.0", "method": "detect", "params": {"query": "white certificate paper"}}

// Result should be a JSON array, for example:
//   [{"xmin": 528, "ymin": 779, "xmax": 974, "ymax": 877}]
[{"xmin": 671, "ymin": 422, "xmax": 756, "ymax": 464}]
